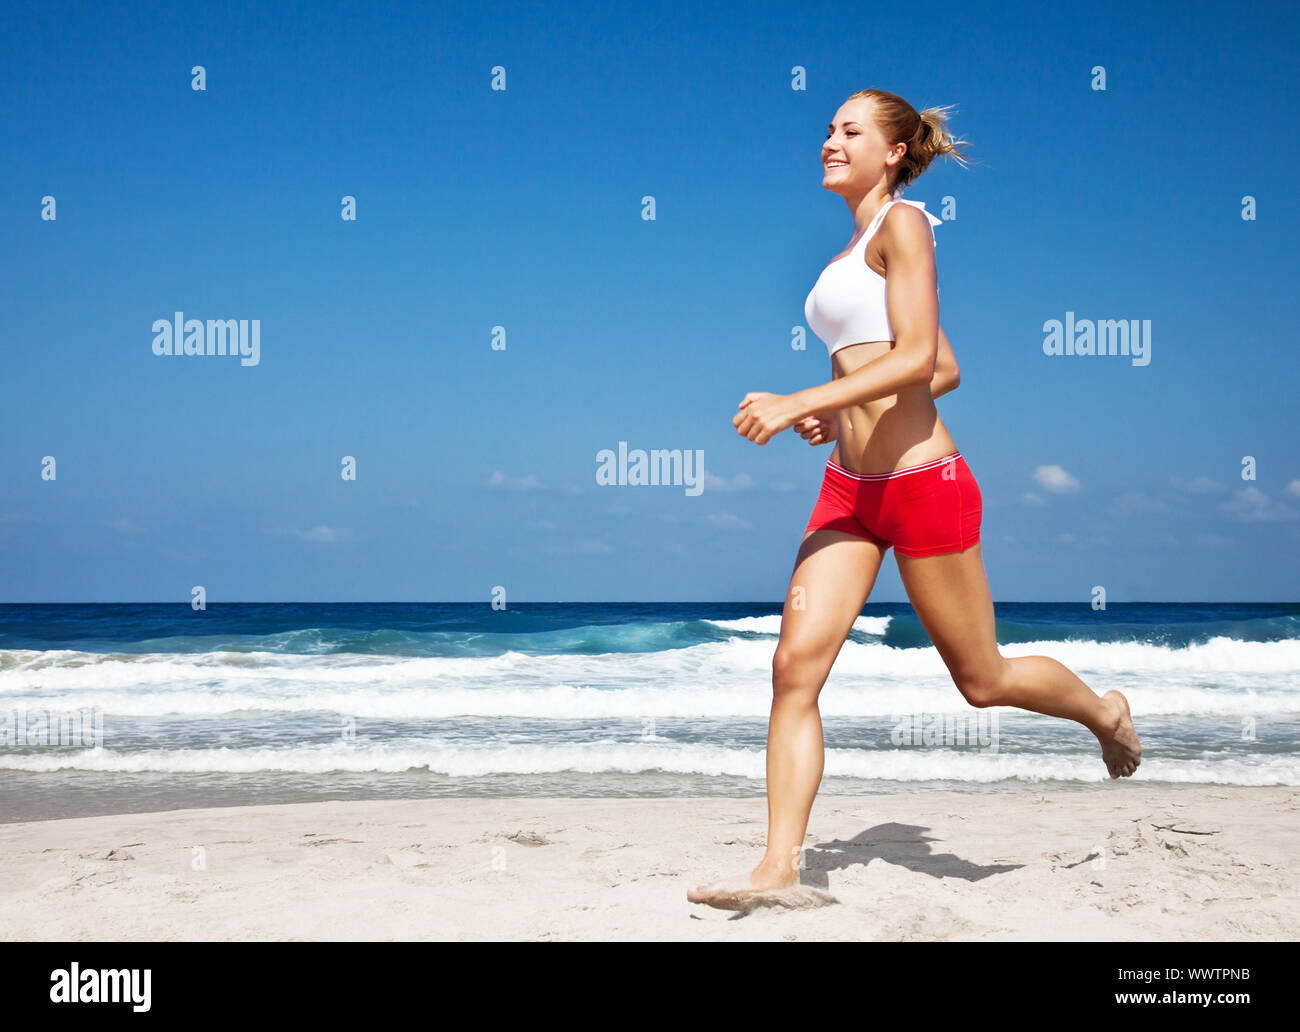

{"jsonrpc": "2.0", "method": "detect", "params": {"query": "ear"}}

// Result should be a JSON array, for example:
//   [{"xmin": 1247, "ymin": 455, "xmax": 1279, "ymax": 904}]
[{"xmin": 884, "ymin": 140, "xmax": 907, "ymax": 169}]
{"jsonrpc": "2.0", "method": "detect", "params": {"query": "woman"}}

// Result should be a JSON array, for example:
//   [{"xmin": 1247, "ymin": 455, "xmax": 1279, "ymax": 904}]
[{"xmin": 688, "ymin": 89, "xmax": 1142, "ymax": 910}]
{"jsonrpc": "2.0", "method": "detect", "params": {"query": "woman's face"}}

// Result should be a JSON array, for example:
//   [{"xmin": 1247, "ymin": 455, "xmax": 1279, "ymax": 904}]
[{"xmin": 820, "ymin": 98, "xmax": 900, "ymax": 194}]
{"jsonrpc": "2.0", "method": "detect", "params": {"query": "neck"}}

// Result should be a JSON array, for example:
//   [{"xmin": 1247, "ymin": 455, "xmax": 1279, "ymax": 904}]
[{"xmin": 844, "ymin": 183, "xmax": 897, "ymax": 233}]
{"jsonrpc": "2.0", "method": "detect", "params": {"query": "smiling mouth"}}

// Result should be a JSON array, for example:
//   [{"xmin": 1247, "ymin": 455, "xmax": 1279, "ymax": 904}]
[{"xmin": 824, "ymin": 161, "xmax": 848, "ymax": 170}]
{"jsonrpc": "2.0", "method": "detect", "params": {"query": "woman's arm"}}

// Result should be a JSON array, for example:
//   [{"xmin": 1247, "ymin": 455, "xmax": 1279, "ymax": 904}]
[
  {"xmin": 734, "ymin": 205, "xmax": 940, "ymax": 444},
  {"xmin": 797, "ymin": 323, "xmax": 956, "ymax": 445},
  {"xmin": 931, "ymin": 324, "xmax": 960, "ymax": 398}
]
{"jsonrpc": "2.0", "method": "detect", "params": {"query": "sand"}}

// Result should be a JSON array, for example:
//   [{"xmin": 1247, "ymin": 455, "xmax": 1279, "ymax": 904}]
[{"xmin": 1, "ymin": 787, "xmax": 1297, "ymax": 941}]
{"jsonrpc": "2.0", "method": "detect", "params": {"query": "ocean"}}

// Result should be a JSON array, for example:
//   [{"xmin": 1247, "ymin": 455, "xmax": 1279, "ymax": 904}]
[{"xmin": 1, "ymin": 602, "xmax": 1296, "ymax": 822}]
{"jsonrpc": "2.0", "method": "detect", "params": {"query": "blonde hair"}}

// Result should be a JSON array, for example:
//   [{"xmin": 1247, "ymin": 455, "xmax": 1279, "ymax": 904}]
[{"xmin": 847, "ymin": 88, "xmax": 971, "ymax": 191}]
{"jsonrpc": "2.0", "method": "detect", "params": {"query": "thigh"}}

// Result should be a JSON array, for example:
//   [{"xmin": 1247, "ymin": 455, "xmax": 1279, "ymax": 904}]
[
  {"xmin": 895, "ymin": 542, "xmax": 1000, "ymax": 683},
  {"xmin": 776, "ymin": 528, "xmax": 888, "ymax": 681}
]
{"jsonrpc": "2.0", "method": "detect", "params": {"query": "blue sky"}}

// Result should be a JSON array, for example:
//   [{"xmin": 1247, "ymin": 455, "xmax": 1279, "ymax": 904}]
[{"xmin": 2, "ymin": 0, "xmax": 1297, "ymax": 602}]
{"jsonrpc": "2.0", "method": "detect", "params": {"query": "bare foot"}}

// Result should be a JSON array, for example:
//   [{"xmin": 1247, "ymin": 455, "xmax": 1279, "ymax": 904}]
[
  {"xmin": 1097, "ymin": 689, "xmax": 1142, "ymax": 778},
  {"xmin": 687, "ymin": 864, "xmax": 801, "ymax": 911}
]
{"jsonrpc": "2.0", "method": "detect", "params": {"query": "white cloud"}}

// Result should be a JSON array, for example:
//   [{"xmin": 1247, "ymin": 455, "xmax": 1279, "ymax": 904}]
[
  {"xmin": 295, "ymin": 525, "xmax": 352, "ymax": 542},
  {"xmin": 1220, "ymin": 488, "xmax": 1298, "ymax": 523},
  {"xmin": 1032, "ymin": 465, "xmax": 1080, "ymax": 494},
  {"xmin": 1020, "ymin": 491, "xmax": 1045, "ymax": 507},
  {"xmin": 487, "ymin": 471, "xmax": 543, "ymax": 491},
  {"xmin": 706, "ymin": 511, "xmax": 748, "ymax": 529},
  {"xmin": 1169, "ymin": 475, "xmax": 1227, "ymax": 495},
  {"xmin": 107, "ymin": 517, "xmax": 146, "ymax": 534},
  {"xmin": 703, "ymin": 472, "xmax": 754, "ymax": 492},
  {"xmin": 1284, "ymin": 480, "xmax": 1300, "ymax": 499}
]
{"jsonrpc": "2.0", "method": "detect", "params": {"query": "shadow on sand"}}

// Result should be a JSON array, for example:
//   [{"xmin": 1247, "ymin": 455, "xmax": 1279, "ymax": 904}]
[{"xmin": 799, "ymin": 820, "xmax": 1024, "ymax": 890}]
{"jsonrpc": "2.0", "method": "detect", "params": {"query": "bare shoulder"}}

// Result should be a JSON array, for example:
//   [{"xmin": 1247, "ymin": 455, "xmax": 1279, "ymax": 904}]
[{"xmin": 878, "ymin": 201, "xmax": 934, "ymax": 250}]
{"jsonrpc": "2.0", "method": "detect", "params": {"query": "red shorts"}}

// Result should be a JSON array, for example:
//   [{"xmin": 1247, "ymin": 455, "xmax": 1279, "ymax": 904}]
[{"xmin": 803, "ymin": 452, "xmax": 982, "ymax": 557}]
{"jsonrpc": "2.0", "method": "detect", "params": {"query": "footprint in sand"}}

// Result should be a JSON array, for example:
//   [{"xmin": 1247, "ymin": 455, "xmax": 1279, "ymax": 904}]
[{"xmin": 696, "ymin": 885, "xmax": 840, "ymax": 915}]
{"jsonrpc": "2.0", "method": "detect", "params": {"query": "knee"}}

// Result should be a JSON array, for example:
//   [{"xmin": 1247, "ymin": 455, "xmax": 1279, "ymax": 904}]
[
  {"xmin": 953, "ymin": 658, "xmax": 1009, "ymax": 708},
  {"xmin": 771, "ymin": 644, "xmax": 821, "ymax": 703}
]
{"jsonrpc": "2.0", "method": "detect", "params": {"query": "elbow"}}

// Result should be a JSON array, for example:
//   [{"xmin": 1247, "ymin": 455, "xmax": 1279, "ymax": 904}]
[
  {"xmin": 908, "ymin": 351, "xmax": 937, "ymax": 389},
  {"xmin": 931, "ymin": 372, "xmax": 958, "ymax": 399}
]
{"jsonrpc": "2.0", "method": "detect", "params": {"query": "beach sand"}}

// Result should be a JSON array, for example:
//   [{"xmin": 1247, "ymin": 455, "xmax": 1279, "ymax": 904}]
[{"xmin": 2, "ymin": 787, "xmax": 1296, "ymax": 941}]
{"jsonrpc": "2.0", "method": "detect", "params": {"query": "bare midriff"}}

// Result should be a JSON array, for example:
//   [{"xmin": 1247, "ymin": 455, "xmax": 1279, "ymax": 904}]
[{"xmin": 825, "ymin": 339, "xmax": 958, "ymax": 475}]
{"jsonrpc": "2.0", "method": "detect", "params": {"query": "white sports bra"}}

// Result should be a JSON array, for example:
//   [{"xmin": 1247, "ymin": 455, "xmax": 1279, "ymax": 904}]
[{"xmin": 804, "ymin": 198, "xmax": 943, "ymax": 356}]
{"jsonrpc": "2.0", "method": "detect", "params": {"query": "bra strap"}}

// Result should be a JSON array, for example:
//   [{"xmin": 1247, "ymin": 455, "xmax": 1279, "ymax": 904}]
[
  {"xmin": 864, "ymin": 198, "xmax": 941, "ymax": 251},
  {"xmin": 854, "ymin": 200, "xmax": 898, "ymax": 252}
]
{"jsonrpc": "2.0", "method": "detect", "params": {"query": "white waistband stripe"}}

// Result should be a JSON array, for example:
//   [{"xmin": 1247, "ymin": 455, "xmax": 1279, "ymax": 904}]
[{"xmin": 826, "ymin": 453, "xmax": 961, "ymax": 481}]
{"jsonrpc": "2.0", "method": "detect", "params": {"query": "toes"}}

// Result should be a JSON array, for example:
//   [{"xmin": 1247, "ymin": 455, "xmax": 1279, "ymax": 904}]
[{"xmin": 688, "ymin": 881, "xmax": 734, "ymax": 905}]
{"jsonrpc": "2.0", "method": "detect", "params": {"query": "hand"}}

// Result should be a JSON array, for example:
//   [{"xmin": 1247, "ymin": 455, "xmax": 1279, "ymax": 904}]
[
  {"xmin": 794, "ymin": 413, "xmax": 837, "ymax": 446},
  {"xmin": 733, "ymin": 392, "xmax": 801, "ymax": 446}
]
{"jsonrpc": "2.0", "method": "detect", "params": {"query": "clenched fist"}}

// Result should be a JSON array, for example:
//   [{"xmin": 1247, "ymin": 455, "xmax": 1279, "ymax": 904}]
[
  {"xmin": 733, "ymin": 392, "xmax": 801, "ymax": 446},
  {"xmin": 794, "ymin": 413, "xmax": 837, "ymax": 446}
]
